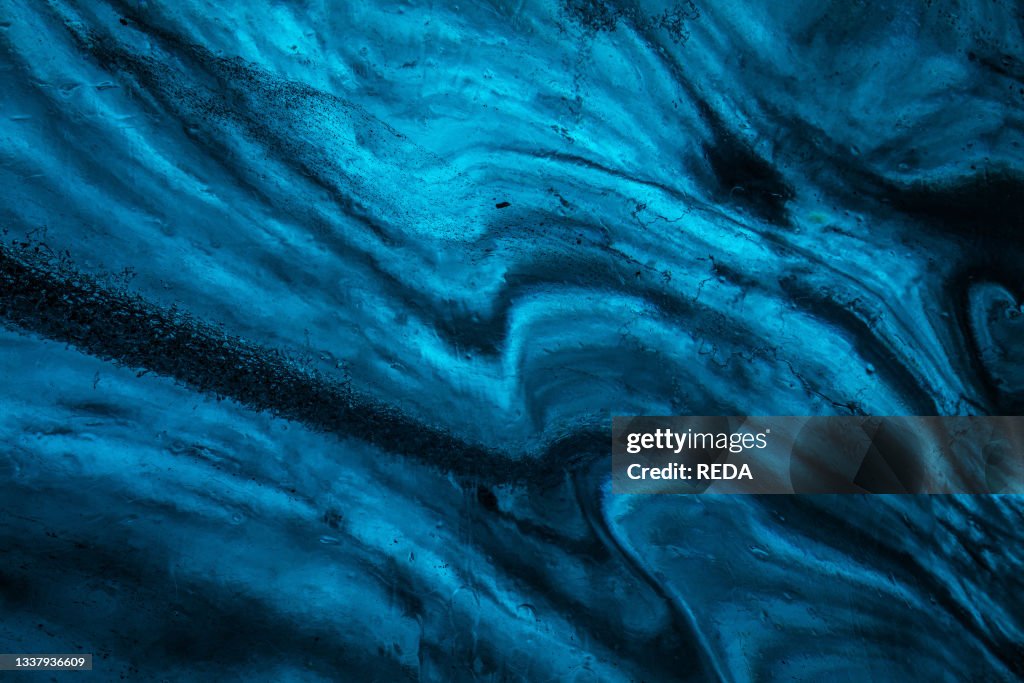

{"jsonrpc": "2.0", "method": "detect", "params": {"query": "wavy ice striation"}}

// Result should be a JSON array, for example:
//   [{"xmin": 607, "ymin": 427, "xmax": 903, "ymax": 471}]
[{"xmin": 0, "ymin": 0, "xmax": 1022, "ymax": 680}]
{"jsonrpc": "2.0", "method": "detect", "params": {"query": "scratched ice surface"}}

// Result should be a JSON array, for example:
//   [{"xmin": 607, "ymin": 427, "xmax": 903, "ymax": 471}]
[{"xmin": 1, "ymin": 1, "xmax": 1023, "ymax": 680}]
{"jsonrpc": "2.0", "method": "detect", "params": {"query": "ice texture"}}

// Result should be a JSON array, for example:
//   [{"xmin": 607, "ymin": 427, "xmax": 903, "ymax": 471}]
[{"xmin": 1, "ymin": 0, "xmax": 1023, "ymax": 680}]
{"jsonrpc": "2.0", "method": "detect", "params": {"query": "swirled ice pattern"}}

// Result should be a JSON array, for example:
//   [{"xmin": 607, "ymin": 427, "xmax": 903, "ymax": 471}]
[{"xmin": 1, "ymin": 0, "xmax": 1023, "ymax": 680}]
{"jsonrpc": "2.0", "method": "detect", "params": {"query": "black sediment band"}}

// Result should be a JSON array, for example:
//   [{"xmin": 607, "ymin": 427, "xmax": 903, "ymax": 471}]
[{"xmin": 0, "ymin": 240, "xmax": 591, "ymax": 486}]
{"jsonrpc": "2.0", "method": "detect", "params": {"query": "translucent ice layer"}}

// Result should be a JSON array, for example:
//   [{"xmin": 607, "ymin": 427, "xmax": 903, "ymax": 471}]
[{"xmin": 1, "ymin": 1, "xmax": 1022, "ymax": 680}]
